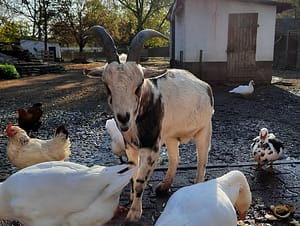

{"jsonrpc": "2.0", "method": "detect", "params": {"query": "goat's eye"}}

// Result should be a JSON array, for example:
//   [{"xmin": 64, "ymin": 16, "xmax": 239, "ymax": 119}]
[{"xmin": 135, "ymin": 83, "xmax": 143, "ymax": 97}]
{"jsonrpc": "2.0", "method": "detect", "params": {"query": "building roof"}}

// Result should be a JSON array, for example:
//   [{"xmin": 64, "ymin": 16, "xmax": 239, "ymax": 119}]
[
  {"xmin": 239, "ymin": 0, "xmax": 294, "ymax": 13},
  {"xmin": 167, "ymin": 0, "xmax": 294, "ymax": 20}
]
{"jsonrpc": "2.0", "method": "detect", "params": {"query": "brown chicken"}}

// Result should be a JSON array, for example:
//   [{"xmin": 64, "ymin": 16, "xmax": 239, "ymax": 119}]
[
  {"xmin": 5, "ymin": 124, "xmax": 71, "ymax": 168},
  {"xmin": 17, "ymin": 103, "xmax": 43, "ymax": 134}
]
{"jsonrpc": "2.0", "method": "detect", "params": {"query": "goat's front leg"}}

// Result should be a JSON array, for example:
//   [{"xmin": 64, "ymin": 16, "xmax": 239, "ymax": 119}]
[
  {"xmin": 125, "ymin": 145, "xmax": 139, "ymax": 201},
  {"xmin": 156, "ymin": 138, "xmax": 179, "ymax": 194},
  {"xmin": 126, "ymin": 147, "xmax": 159, "ymax": 223}
]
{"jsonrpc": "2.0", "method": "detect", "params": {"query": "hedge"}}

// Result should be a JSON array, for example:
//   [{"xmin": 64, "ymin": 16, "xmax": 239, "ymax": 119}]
[{"xmin": 0, "ymin": 64, "xmax": 20, "ymax": 79}]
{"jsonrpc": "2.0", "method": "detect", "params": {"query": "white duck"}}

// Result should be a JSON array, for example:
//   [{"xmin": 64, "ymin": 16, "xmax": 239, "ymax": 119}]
[
  {"xmin": 155, "ymin": 170, "xmax": 251, "ymax": 226},
  {"xmin": 106, "ymin": 118, "xmax": 127, "ymax": 163},
  {"xmin": 0, "ymin": 161, "xmax": 136, "ymax": 226},
  {"xmin": 229, "ymin": 80, "xmax": 255, "ymax": 97},
  {"xmin": 251, "ymin": 128, "xmax": 284, "ymax": 172}
]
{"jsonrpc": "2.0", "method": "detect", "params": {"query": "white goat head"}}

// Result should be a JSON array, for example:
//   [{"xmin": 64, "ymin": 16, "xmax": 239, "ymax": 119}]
[
  {"xmin": 103, "ymin": 62, "xmax": 144, "ymax": 132},
  {"xmin": 87, "ymin": 25, "xmax": 167, "ymax": 132}
]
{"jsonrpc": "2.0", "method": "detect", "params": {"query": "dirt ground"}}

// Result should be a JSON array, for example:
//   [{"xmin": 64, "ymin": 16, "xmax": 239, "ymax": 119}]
[{"xmin": 0, "ymin": 61, "xmax": 299, "ymax": 225}]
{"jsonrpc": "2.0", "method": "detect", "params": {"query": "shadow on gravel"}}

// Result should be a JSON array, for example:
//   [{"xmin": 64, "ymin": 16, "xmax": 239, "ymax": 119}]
[{"xmin": 0, "ymin": 71, "xmax": 110, "ymax": 112}]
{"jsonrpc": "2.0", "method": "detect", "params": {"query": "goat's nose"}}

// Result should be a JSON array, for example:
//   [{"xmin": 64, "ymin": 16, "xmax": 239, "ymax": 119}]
[{"xmin": 117, "ymin": 112, "xmax": 130, "ymax": 124}]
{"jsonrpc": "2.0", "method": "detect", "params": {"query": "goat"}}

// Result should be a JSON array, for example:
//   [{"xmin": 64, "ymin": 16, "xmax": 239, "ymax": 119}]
[{"xmin": 87, "ymin": 25, "xmax": 214, "ymax": 223}]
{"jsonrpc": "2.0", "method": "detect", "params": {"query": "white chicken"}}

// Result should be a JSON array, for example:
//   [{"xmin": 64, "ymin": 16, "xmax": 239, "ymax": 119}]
[
  {"xmin": 0, "ymin": 161, "xmax": 137, "ymax": 226},
  {"xmin": 229, "ymin": 80, "xmax": 255, "ymax": 97},
  {"xmin": 155, "ymin": 170, "xmax": 252, "ymax": 226},
  {"xmin": 5, "ymin": 123, "xmax": 71, "ymax": 168},
  {"xmin": 251, "ymin": 127, "xmax": 284, "ymax": 172},
  {"xmin": 105, "ymin": 118, "xmax": 127, "ymax": 162}
]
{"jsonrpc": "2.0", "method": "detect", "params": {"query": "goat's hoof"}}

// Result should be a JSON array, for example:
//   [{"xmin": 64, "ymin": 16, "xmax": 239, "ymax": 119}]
[
  {"xmin": 125, "ymin": 209, "xmax": 142, "ymax": 224},
  {"xmin": 155, "ymin": 182, "xmax": 171, "ymax": 196}
]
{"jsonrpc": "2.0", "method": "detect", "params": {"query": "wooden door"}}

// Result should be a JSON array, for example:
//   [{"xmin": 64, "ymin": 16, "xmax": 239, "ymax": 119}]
[
  {"xmin": 227, "ymin": 13, "xmax": 258, "ymax": 81},
  {"xmin": 286, "ymin": 32, "xmax": 298, "ymax": 68}
]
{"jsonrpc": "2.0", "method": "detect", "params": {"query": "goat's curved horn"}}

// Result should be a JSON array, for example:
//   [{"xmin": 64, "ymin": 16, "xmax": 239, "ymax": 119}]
[
  {"xmin": 88, "ymin": 25, "xmax": 119, "ymax": 63},
  {"xmin": 127, "ymin": 29, "xmax": 168, "ymax": 63}
]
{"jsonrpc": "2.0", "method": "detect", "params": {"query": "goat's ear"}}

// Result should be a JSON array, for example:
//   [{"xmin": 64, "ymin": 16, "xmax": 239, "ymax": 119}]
[
  {"xmin": 142, "ymin": 67, "xmax": 168, "ymax": 78},
  {"xmin": 83, "ymin": 66, "xmax": 104, "ymax": 78}
]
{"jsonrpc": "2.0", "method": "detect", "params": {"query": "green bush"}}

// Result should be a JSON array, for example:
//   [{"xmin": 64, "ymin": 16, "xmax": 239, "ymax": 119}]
[{"xmin": 0, "ymin": 64, "xmax": 20, "ymax": 79}]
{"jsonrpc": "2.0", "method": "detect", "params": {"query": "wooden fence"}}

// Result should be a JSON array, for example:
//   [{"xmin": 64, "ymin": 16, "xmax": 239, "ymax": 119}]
[{"xmin": 61, "ymin": 47, "xmax": 169, "ymax": 62}]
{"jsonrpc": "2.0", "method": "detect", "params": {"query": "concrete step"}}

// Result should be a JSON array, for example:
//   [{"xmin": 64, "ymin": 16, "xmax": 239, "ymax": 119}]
[{"xmin": 15, "ymin": 63, "xmax": 65, "ymax": 76}]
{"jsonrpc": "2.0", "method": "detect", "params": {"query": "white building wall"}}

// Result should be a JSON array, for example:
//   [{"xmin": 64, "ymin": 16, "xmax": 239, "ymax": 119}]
[
  {"xmin": 20, "ymin": 40, "xmax": 62, "ymax": 59},
  {"xmin": 175, "ymin": 0, "xmax": 276, "ymax": 62},
  {"xmin": 255, "ymin": 5, "xmax": 277, "ymax": 61},
  {"xmin": 174, "ymin": 8, "xmax": 186, "ymax": 59}
]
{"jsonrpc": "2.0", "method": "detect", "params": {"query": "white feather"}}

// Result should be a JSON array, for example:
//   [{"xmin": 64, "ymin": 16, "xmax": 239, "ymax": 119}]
[
  {"xmin": 155, "ymin": 170, "xmax": 251, "ymax": 226},
  {"xmin": 229, "ymin": 80, "xmax": 254, "ymax": 96},
  {"xmin": 119, "ymin": 53, "xmax": 127, "ymax": 64},
  {"xmin": 0, "ymin": 161, "xmax": 136, "ymax": 226}
]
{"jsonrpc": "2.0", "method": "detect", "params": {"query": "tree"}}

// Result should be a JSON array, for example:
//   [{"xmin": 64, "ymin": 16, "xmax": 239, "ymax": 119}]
[
  {"xmin": 277, "ymin": 0, "xmax": 300, "ymax": 18},
  {"xmin": 51, "ymin": 0, "xmax": 118, "ymax": 52},
  {"xmin": 114, "ymin": 0, "xmax": 172, "ymax": 33},
  {"xmin": 0, "ymin": 0, "xmax": 171, "ymax": 51},
  {"xmin": 1, "ymin": 0, "xmax": 60, "ymax": 50},
  {"xmin": 0, "ymin": 17, "xmax": 30, "ymax": 42},
  {"xmin": 142, "ymin": 6, "xmax": 170, "ymax": 47},
  {"xmin": 52, "ymin": 0, "xmax": 89, "ymax": 52}
]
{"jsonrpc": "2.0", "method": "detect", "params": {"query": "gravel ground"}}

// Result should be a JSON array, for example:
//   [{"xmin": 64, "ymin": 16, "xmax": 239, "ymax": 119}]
[{"xmin": 0, "ymin": 63, "xmax": 299, "ymax": 225}]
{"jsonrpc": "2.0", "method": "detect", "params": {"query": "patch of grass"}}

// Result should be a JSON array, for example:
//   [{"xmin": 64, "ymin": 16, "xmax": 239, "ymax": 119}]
[{"xmin": 0, "ymin": 64, "xmax": 20, "ymax": 79}]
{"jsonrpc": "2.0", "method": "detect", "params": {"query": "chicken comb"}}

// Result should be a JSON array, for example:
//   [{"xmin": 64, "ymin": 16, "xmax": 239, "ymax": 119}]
[{"xmin": 5, "ymin": 123, "xmax": 13, "ymax": 132}]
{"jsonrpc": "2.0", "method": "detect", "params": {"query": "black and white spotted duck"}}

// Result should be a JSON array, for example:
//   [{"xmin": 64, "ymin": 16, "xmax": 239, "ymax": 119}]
[{"xmin": 251, "ymin": 128, "xmax": 284, "ymax": 172}]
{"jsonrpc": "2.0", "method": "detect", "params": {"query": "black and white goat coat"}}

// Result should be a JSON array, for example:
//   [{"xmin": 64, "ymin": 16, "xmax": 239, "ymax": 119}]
[{"xmin": 87, "ymin": 25, "xmax": 214, "ymax": 223}]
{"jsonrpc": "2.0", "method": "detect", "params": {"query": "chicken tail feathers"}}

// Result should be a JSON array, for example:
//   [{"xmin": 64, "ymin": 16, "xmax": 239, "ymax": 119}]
[{"xmin": 55, "ymin": 125, "xmax": 69, "ymax": 139}]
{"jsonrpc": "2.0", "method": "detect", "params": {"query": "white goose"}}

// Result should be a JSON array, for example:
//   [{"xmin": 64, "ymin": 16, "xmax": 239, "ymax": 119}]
[
  {"xmin": 0, "ymin": 161, "xmax": 136, "ymax": 226},
  {"xmin": 229, "ymin": 80, "xmax": 255, "ymax": 97},
  {"xmin": 155, "ymin": 170, "xmax": 252, "ymax": 226}
]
